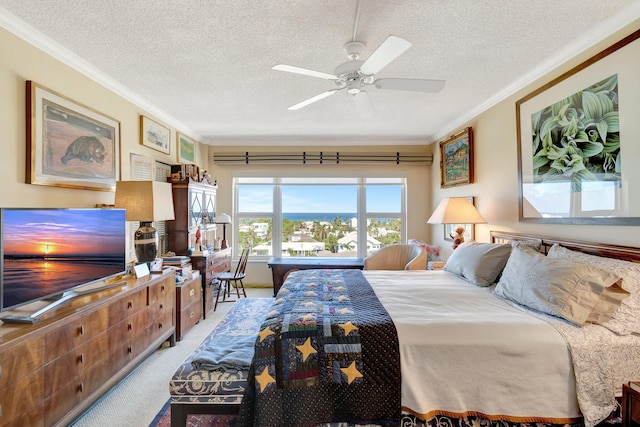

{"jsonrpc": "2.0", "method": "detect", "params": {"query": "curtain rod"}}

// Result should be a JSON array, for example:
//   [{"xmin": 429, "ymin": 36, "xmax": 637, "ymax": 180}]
[{"xmin": 212, "ymin": 152, "xmax": 433, "ymax": 165}]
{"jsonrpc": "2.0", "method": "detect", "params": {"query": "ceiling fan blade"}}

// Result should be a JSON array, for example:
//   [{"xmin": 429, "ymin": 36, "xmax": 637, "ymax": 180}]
[
  {"xmin": 374, "ymin": 78, "xmax": 446, "ymax": 93},
  {"xmin": 352, "ymin": 91, "xmax": 375, "ymax": 119},
  {"xmin": 288, "ymin": 89, "xmax": 341, "ymax": 110},
  {"xmin": 360, "ymin": 35, "xmax": 412, "ymax": 76},
  {"xmin": 273, "ymin": 64, "xmax": 337, "ymax": 80}
]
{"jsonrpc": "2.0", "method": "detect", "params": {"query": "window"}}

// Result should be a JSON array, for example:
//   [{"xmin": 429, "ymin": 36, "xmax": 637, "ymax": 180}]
[{"xmin": 234, "ymin": 175, "xmax": 406, "ymax": 258}]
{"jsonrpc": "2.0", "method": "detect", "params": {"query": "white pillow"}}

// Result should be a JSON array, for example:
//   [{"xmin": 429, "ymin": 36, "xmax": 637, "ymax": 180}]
[
  {"xmin": 547, "ymin": 244, "xmax": 640, "ymax": 335},
  {"xmin": 444, "ymin": 241, "xmax": 511, "ymax": 287},
  {"xmin": 494, "ymin": 245, "xmax": 623, "ymax": 326}
]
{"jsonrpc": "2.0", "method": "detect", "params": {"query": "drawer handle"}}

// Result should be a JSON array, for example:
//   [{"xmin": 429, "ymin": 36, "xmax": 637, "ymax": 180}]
[
  {"xmin": 159, "ymin": 304, "xmax": 164, "ymax": 310},
  {"xmin": 128, "ymin": 323, "xmax": 133, "ymax": 331},
  {"xmin": 158, "ymin": 323, "xmax": 163, "ymax": 329},
  {"xmin": 127, "ymin": 346, "xmax": 132, "ymax": 354},
  {"xmin": 161, "ymin": 285, "xmax": 166, "ymax": 291},
  {"xmin": 127, "ymin": 301, "xmax": 133, "ymax": 309},
  {"xmin": 189, "ymin": 311, "xmax": 195, "ymax": 319},
  {"xmin": 79, "ymin": 325, "xmax": 85, "ymax": 336},
  {"xmin": 189, "ymin": 289, "xmax": 195, "ymax": 296},
  {"xmin": 78, "ymin": 383, "xmax": 84, "ymax": 393},
  {"xmin": 78, "ymin": 353, "xmax": 85, "ymax": 364}
]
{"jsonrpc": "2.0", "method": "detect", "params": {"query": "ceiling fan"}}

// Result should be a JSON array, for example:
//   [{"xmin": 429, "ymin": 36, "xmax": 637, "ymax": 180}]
[{"xmin": 273, "ymin": 34, "xmax": 446, "ymax": 118}]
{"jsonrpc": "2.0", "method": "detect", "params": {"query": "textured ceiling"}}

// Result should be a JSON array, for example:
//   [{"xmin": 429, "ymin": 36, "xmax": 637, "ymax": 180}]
[{"xmin": 1, "ymin": 1, "xmax": 639, "ymax": 146}]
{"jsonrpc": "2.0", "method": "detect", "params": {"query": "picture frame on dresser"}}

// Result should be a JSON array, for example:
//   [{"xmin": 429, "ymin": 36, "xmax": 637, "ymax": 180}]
[
  {"xmin": 516, "ymin": 29, "xmax": 640, "ymax": 225},
  {"xmin": 26, "ymin": 81, "xmax": 120, "ymax": 191}
]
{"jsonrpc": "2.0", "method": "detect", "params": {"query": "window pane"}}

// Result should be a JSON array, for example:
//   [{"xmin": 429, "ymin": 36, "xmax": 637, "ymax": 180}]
[
  {"xmin": 366, "ymin": 185, "xmax": 402, "ymax": 213},
  {"xmin": 238, "ymin": 184, "xmax": 273, "ymax": 213},
  {"xmin": 367, "ymin": 217, "xmax": 402, "ymax": 254},
  {"xmin": 238, "ymin": 217, "xmax": 272, "ymax": 255},
  {"xmin": 282, "ymin": 185, "xmax": 357, "ymax": 257},
  {"xmin": 282, "ymin": 185, "xmax": 357, "ymax": 213}
]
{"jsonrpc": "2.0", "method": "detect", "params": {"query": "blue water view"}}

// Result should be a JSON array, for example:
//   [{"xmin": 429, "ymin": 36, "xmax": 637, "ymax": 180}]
[{"xmin": 282, "ymin": 213, "xmax": 356, "ymax": 222}]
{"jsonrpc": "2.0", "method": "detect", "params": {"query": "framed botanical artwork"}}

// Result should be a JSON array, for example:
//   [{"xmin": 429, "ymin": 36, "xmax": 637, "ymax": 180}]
[
  {"xmin": 444, "ymin": 196, "xmax": 475, "ymax": 242},
  {"xmin": 177, "ymin": 132, "xmax": 196, "ymax": 164},
  {"xmin": 439, "ymin": 127, "xmax": 474, "ymax": 188},
  {"xmin": 26, "ymin": 81, "xmax": 120, "ymax": 191},
  {"xmin": 140, "ymin": 115, "xmax": 170, "ymax": 154},
  {"xmin": 516, "ymin": 29, "xmax": 640, "ymax": 225}
]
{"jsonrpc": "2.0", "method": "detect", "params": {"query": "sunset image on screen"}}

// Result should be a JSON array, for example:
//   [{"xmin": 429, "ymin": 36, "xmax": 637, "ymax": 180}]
[{"xmin": 3, "ymin": 209, "xmax": 124, "ymax": 258}]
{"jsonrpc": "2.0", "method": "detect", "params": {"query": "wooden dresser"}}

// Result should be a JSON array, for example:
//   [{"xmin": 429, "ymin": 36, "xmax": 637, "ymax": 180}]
[
  {"xmin": 0, "ymin": 270, "xmax": 175, "ymax": 427},
  {"xmin": 175, "ymin": 276, "xmax": 202, "ymax": 341},
  {"xmin": 191, "ymin": 248, "xmax": 232, "ymax": 317}
]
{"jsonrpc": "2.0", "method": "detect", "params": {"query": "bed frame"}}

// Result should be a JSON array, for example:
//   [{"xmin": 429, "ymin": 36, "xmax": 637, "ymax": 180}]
[{"xmin": 490, "ymin": 230, "xmax": 640, "ymax": 263}]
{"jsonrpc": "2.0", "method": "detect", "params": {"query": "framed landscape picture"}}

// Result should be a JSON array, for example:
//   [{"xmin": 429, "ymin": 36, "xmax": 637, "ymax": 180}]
[
  {"xmin": 26, "ymin": 81, "xmax": 120, "ymax": 191},
  {"xmin": 516, "ymin": 29, "xmax": 640, "ymax": 224},
  {"xmin": 140, "ymin": 115, "xmax": 170, "ymax": 154},
  {"xmin": 439, "ymin": 127, "xmax": 473, "ymax": 188},
  {"xmin": 177, "ymin": 132, "xmax": 196, "ymax": 164}
]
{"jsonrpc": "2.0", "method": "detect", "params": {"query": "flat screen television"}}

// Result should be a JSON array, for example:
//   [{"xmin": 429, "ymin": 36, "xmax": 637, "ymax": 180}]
[{"xmin": 0, "ymin": 208, "xmax": 127, "ymax": 317}]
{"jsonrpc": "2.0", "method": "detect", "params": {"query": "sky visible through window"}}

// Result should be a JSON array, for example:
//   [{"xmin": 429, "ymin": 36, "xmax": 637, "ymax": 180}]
[{"xmin": 238, "ymin": 184, "xmax": 402, "ymax": 214}]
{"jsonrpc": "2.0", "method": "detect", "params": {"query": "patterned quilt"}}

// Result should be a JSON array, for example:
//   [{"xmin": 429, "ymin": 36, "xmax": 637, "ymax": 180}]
[{"xmin": 238, "ymin": 269, "xmax": 400, "ymax": 427}]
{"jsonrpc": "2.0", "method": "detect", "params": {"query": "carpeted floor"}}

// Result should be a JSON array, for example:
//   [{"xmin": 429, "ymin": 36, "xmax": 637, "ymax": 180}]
[{"xmin": 149, "ymin": 400, "xmax": 236, "ymax": 427}]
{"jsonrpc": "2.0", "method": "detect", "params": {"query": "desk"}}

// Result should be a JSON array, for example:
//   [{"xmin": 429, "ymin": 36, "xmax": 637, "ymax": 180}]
[{"xmin": 268, "ymin": 257, "xmax": 364, "ymax": 295}]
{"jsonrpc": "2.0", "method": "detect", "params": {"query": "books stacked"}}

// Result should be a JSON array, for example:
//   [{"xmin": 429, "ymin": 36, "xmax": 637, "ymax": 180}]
[{"xmin": 162, "ymin": 255, "xmax": 193, "ymax": 282}]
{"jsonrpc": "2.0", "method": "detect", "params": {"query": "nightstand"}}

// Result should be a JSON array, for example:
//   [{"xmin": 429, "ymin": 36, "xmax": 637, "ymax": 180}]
[
  {"xmin": 175, "ymin": 276, "xmax": 202, "ymax": 341},
  {"xmin": 623, "ymin": 381, "xmax": 640, "ymax": 427}
]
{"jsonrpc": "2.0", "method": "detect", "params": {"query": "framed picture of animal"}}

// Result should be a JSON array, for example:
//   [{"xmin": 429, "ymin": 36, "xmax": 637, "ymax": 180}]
[{"xmin": 26, "ymin": 81, "xmax": 120, "ymax": 191}]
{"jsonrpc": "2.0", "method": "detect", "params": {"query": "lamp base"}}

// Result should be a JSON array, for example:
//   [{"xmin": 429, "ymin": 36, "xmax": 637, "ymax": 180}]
[{"xmin": 134, "ymin": 221, "xmax": 157, "ymax": 264}]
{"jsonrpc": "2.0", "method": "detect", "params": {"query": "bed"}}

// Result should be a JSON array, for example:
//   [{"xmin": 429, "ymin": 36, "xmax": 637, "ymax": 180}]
[{"xmin": 237, "ymin": 231, "xmax": 640, "ymax": 427}]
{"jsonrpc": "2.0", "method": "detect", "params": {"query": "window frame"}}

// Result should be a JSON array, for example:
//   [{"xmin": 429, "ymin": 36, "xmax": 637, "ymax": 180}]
[{"xmin": 233, "ymin": 173, "xmax": 407, "ymax": 259}]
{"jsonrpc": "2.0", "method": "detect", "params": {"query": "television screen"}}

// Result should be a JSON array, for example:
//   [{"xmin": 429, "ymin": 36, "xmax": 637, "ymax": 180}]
[{"xmin": 1, "ymin": 208, "xmax": 126, "ymax": 312}]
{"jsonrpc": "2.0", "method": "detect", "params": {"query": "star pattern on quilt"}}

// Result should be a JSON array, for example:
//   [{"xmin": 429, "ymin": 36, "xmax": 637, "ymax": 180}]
[
  {"xmin": 339, "ymin": 321, "xmax": 358, "ymax": 336},
  {"xmin": 304, "ymin": 291, "xmax": 318, "ymax": 297},
  {"xmin": 296, "ymin": 337, "xmax": 317, "ymax": 361},
  {"xmin": 338, "ymin": 308, "xmax": 353, "ymax": 315},
  {"xmin": 255, "ymin": 366, "xmax": 276, "ymax": 392},
  {"xmin": 340, "ymin": 361, "xmax": 363, "ymax": 384},
  {"xmin": 337, "ymin": 295, "xmax": 349, "ymax": 302},
  {"xmin": 300, "ymin": 313, "xmax": 316, "ymax": 321},
  {"xmin": 258, "ymin": 327, "xmax": 275, "ymax": 342}
]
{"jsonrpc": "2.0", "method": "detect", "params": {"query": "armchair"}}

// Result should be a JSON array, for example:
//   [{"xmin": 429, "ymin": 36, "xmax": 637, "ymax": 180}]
[{"xmin": 363, "ymin": 244, "xmax": 427, "ymax": 270}]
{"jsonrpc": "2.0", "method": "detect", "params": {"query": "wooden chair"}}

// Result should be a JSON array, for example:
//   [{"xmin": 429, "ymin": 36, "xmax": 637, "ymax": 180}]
[{"xmin": 214, "ymin": 248, "xmax": 249, "ymax": 310}]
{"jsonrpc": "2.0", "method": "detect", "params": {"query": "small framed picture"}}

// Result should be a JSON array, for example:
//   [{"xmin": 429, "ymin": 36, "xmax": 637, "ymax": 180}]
[
  {"xmin": 177, "ymin": 132, "xmax": 196, "ymax": 164},
  {"xmin": 439, "ymin": 127, "xmax": 474, "ymax": 188},
  {"xmin": 140, "ymin": 115, "xmax": 170, "ymax": 154}
]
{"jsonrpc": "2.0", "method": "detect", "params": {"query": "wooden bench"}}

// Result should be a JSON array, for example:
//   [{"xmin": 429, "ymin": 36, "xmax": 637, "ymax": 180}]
[{"xmin": 169, "ymin": 297, "xmax": 273, "ymax": 427}]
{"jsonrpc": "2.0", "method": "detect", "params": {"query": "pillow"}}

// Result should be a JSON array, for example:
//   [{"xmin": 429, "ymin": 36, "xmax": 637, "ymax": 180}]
[
  {"xmin": 494, "ymin": 245, "xmax": 623, "ymax": 326},
  {"xmin": 510, "ymin": 238, "xmax": 543, "ymax": 251},
  {"xmin": 547, "ymin": 244, "xmax": 640, "ymax": 335},
  {"xmin": 443, "ymin": 241, "xmax": 512, "ymax": 287}
]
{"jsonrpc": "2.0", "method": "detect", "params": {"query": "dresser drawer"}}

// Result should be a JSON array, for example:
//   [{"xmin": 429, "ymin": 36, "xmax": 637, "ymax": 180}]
[
  {"xmin": 177, "ymin": 277, "xmax": 202, "ymax": 307},
  {"xmin": 0, "ymin": 368, "xmax": 43, "ymax": 425},
  {"xmin": 45, "ymin": 307, "xmax": 109, "ymax": 361},
  {"xmin": 108, "ymin": 286, "xmax": 147, "ymax": 325},
  {"xmin": 44, "ymin": 333, "xmax": 110, "ymax": 397},
  {"xmin": 0, "ymin": 336, "xmax": 44, "ymax": 390},
  {"xmin": 44, "ymin": 357, "xmax": 111, "ymax": 426}
]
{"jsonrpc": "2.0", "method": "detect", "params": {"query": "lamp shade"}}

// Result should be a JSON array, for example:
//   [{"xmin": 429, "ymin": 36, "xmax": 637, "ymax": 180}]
[
  {"xmin": 114, "ymin": 181, "xmax": 175, "ymax": 222},
  {"xmin": 427, "ymin": 197, "xmax": 487, "ymax": 224},
  {"xmin": 215, "ymin": 213, "xmax": 232, "ymax": 224}
]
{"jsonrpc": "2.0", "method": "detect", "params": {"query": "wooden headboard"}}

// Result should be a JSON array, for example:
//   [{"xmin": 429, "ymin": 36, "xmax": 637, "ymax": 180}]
[{"xmin": 490, "ymin": 230, "xmax": 640, "ymax": 264}]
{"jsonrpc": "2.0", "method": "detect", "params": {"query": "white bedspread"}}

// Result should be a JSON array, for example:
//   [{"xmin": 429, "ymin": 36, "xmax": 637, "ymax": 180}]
[{"xmin": 363, "ymin": 270, "xmax": 581, "ymax": 422}]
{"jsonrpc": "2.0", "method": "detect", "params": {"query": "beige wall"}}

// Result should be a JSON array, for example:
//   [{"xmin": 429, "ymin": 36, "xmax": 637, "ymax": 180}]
[
  {"xmin": 430, "ymin": 20, "xmax": 640, "ymax": 260},
  {"xmin": 0, "ymin": 26, "xmax": 209, "ymax": 209}
]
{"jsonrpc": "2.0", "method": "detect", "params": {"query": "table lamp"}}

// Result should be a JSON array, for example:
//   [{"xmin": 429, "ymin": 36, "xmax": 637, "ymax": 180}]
[
  {"xmin": 115, "ymin": 181, "xmax": 175, "ymax": 264},
  {"xmin": 215, "ymin": 213, "xmax": 232, "ymax": 249},
  {"xmin": 427, "ymin": 197, "xmax": 486, "ymax": 249}
]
